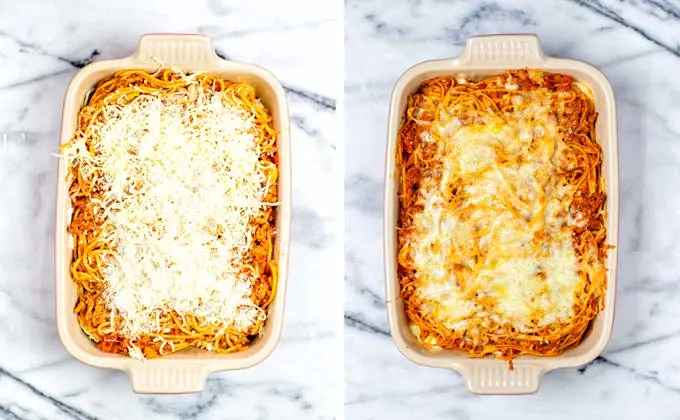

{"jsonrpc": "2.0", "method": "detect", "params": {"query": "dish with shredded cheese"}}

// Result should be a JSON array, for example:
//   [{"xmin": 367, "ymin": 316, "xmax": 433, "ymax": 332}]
[
  {"xmin": 397, "ymin": 69, "xmax": 609, "ymax": 362},
  {"xmin": 61, "ymin": 69, "xmax": 279, "ymax": 359}
]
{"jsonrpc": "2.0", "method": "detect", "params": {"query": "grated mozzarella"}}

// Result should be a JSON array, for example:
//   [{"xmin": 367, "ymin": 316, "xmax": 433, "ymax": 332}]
[{"xmin": 63, "ymin": 80, "xmax": 273, "ymax": 346}]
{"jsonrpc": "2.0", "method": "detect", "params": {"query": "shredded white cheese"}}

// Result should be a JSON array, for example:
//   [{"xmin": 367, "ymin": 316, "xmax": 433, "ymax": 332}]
[{"xmin": 63, "ymin": 80, "xmax": 273, "ymax": 351}]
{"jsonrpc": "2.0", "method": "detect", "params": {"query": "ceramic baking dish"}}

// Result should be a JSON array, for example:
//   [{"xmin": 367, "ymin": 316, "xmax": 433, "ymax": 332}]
[
  {"xmin": 55, "ymin": 34, "xmax": 291, "ymax": 394},
  {"xmin": 384, "ymin": 34, "xmax": 619, "ymax": 394}
]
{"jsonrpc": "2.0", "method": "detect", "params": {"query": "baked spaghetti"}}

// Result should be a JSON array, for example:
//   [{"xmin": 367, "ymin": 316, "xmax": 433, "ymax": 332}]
[
  {"xmin": 61, "ymin": 69, "xmax": 278, "ymax": 359},
  {"xmin": 397, "ymin": 69, "xmax": 608, "ymax": 361}
]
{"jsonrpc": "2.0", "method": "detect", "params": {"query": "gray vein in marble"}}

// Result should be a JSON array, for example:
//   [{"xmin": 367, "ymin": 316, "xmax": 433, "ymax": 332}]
[
  {"xmin": 607, "ymin": 329, "xmax": 680, "ymax": 355},
  {"xmin": 566, "ymin": 0, "xmax": 680, "ymax": 57},
  {"xmin": 362, "ymin": 12, "xmax": 410, "ymax": 37},
  {"xmin": 283, "ymin": 85, "xmax": 336, "ymax": 111},
  {"xmin": 635, "ymin": 0, "xmax": 680, "ymax": 20},
  {"xmin": 0, "ymin": 366, "xmax": 97, "ymax": 420},
  {"xmin": 344, "ymin": 312, "xmax": 389, "ymax": 336},
  {"xmin": 345, "ymin": 174, "xmax": 382, "ymax": 215},
  {"xmin": 0, "ymin": 37, "xmax": 336, "ymax": 113},
  {"xmin": 596, "ymin": 49, "xmax": 659, "ymax": 68},
  {"xmin": 141, "ymin": 381, "xmax": 221, "ymax": 419},
  {"xmin": 622, "ymin": 98, "xmax": 680, "ymax": 137},
  {"xmin": 436, "ymin": 407, "xmax": 471, "ymax": 420},
  {"xmin": 207, "ymin": 0, "xmax": 231, "ymax": 16},
  {"xmin": 0, "ymin": 294, "xmax": 54, "ymax": 327},
  {"xmin": 0, "ymin": 31, "xmax": 100, "ymax": 68},
  {"xmin": 344, "ymin": 253, "xmax": 384, "ymax": 310},
  {"xmin": 0, "ymin": 69, "xmax": 71, "ymax": 91},
  {"xmin": 291, "ymin": 206, "xmax": 332, "ymax": 250},
  {"xmin": 12, "ymin": 359, "xmax": 73, "ymax": 376},
  {"xmin": 631, "ymin": 200, "xmax": 643, "ymax": 253},
  {"xmin": 139, "ymin": 379, "xmax": 316, "ymax": 419},
  {"xmin": 345, "ymin": 283, "xmax": 383, "ymax": 310},
  {"xmin": 0, "ymin": 405, "xmax": 24, "ymax": 420},
  {"xmin": 578, "ymin": 356, "xmax": 680, "ymax": 394},
  {"xmin": 346, "ymin": 384, "xmax": 466, "ymax": 406},
  {"xmin": 622, "ymin": 277, "xmax": 680, "ymax": 293},
  {"xmin": 290, "ymin": 115, "xmax": 321, "ymax": 138},
  {"xmin": 355, "ymin": 1, "xmax": 538, "ymax": 44},
  {"xmin": 265, "ymin": 386, "xmax": 314, "ymax": 411},
  {"xmin": 443, "ymin": 2, "xmax": 535, "ymax": 43},
  {"xmin": 349, "ymin": 0, "xmax": 680, "ymax": 65},
  {"xmin": 201, "ymin": 19, "xmax": 334, "ymax": 40},
  {"xmin": 24, "ymin": 369, "xmax": 325, "ymax": 420},
  {"xmin": 345, "ymin": 278, "xmax": 383, "ymax": 310}
]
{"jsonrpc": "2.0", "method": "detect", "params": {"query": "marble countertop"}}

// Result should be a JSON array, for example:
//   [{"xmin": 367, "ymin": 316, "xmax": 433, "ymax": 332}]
[
  {"xmin": 0, "ymin": 1, "xmax": 338, "ymax": 419},
  {"xmin": 345, "ymin": 0, "xmax": 680, "ymax": 419}
]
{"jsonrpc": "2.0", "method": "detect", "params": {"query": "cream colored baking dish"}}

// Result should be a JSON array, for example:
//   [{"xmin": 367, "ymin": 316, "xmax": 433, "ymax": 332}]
[
  {"xmin": 384, "ymin": 35, "xmax": 619, "ymax": 394},
  {"xmin": 55, "ymin": 34, "xmax": 291, "ymax": 394}
]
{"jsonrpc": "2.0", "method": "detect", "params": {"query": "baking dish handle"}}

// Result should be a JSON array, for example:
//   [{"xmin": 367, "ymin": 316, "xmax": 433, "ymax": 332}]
[
  {"xmin": 463, "ymin": 364, "xmax": 544, "ymax": 394},
  {"xmin": 459, "ymin": 34, "xmax": 545, "ymax": 65},
  {"xmin": 128, "ymin": 365, "xmax": 210, "ymax": 394},
  {"xmin": 134, "ymin": 34, "xmax": 220, "ymax": 67}
]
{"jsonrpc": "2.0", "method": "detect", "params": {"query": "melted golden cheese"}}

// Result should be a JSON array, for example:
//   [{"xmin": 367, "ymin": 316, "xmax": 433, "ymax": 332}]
[{"xmin": 408, "ymin": 90, "xmax": 584, "ymax": 332}]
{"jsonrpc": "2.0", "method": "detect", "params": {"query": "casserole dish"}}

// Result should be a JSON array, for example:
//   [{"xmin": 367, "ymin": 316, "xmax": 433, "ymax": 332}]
[
  {"xmin": 384, "ymin": 34, "xmax": 618, "ymax": 394},
  {"xmin": 55, "ymin": 34, "xmax": 291, "ymax": 394}
]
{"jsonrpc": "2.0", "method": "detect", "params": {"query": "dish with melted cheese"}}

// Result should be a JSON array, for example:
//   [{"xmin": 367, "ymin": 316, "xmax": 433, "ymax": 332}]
[
  {"xmin": 397, "ymin": 69, "xmax": 608, "ymax": 361},
  {"xmin": 61, "ymin": 69, "xmax": 278, "ymax": 359}
]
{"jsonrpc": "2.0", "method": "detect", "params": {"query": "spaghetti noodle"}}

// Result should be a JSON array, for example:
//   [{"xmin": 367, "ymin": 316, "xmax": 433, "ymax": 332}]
[
  {"xmin": 397, "ymin": 69, "xmax": 608, "ymax": 361},
  {"xmin": 61, "ymin": 69, "xmax": 278, "ymax": 359}
]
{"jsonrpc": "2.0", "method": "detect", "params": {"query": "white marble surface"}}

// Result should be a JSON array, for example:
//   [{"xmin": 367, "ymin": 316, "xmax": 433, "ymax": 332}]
[
  {"xmin": 0, "ymin": 1, "xmax": 339, "ymax": 419},
  {"xmin": 345, "ymin": 0, "xmax": 680, "ymax": 419}
]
